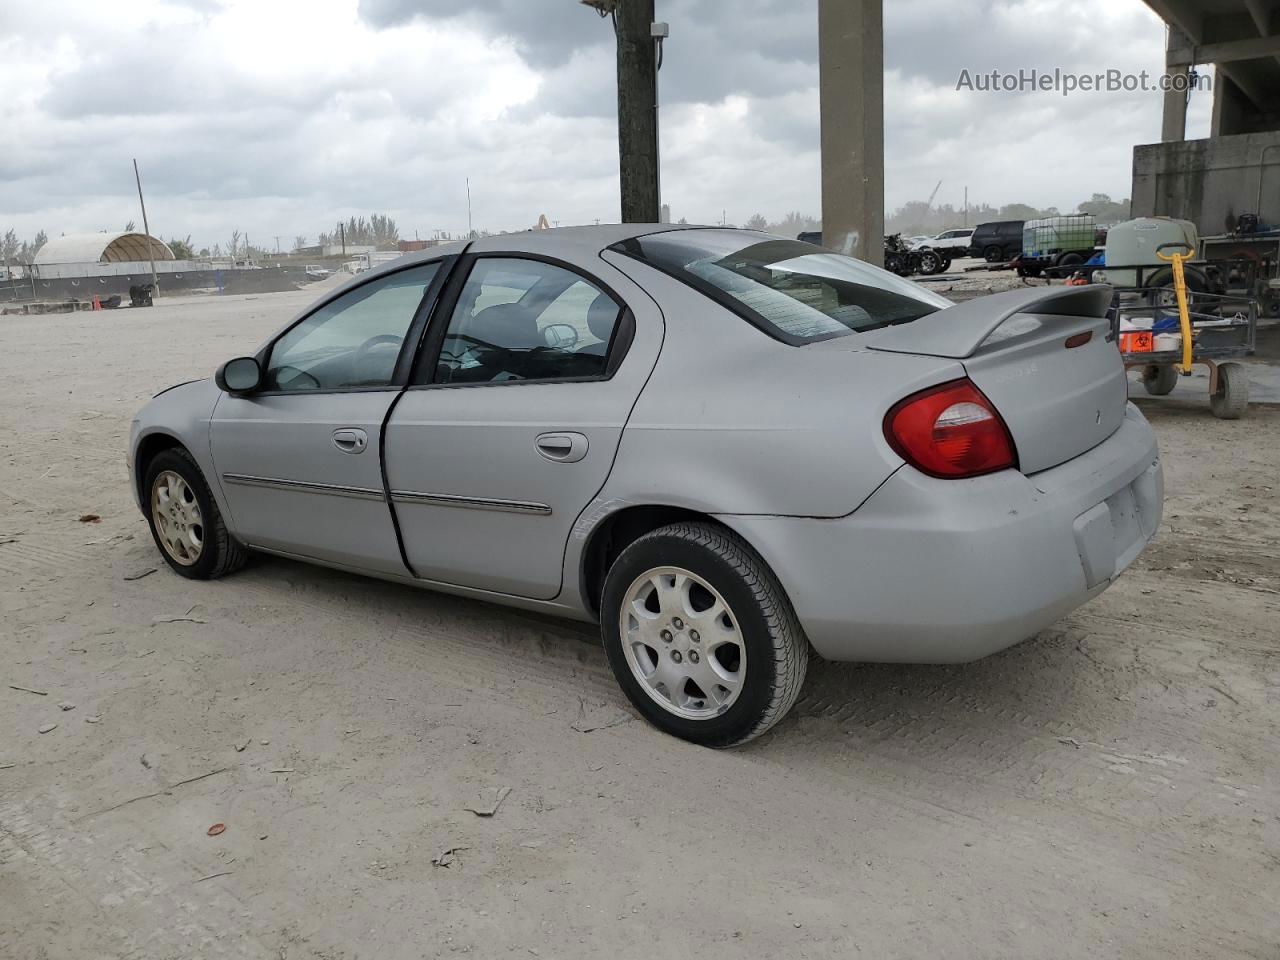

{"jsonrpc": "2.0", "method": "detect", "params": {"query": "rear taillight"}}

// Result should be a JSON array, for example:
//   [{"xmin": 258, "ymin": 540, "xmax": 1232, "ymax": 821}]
[{"xmin": 883, "ymin": 378, "xmax": 1017, "ymax": 478}]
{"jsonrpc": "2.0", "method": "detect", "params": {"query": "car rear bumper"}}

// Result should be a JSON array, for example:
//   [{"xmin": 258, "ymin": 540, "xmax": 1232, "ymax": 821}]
[{"xmin": 720, "ymin": 404, "xmax": 1162, "ymax": 663}]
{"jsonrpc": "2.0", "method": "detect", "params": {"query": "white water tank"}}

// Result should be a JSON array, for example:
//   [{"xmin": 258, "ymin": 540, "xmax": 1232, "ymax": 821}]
[{"xmin": 1100, "ymin": 217, "xmax": 1198, "ymax": 288}]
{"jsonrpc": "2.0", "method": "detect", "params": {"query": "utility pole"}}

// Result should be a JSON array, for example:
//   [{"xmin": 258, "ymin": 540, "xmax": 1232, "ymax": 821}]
[
  {"xmin": 652, "ymin": 19, "xmax": 668, "ymax": 214},
  {"xmin": 818, "ymin": 0, "xmax": 884, "ymax": 264},
  {"xmin": 614, "ymin": 0, "xmax": 659, "ymax": 222},
  {"xmin": 132, "ymin": 158, "xmax": 159, "ymax": 293},
  {"xmin": 466, "ymin": 178, "xmax": 473, "ymax": 238},
  {"xmin": 274, "ymin": 235, "xmax": 282, "ymax": 254},
  {"xmin": 340, "ymin": 223, "xmax": 346, "ymax": 256}
]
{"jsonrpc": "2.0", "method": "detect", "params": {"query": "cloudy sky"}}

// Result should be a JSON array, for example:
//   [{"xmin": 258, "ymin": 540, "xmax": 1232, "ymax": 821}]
[{"xmin": 1, "ymin": 0, "xmax": 1212, "ymax": 251}]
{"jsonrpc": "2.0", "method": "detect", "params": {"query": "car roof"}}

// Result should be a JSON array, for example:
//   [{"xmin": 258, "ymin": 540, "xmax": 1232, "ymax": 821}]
[
  {"xmin": 375, "ymin": 223, "xmax": 710, "ymax": 275},
  {"xmin": 471, "ymin": 222, "xmax": 706, "ymax": 254}
]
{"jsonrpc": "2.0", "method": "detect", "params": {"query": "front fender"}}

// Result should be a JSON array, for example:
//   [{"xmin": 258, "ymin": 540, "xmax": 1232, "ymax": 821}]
[{"xmin": 129, "ymin": 379, "xmax": 226, "ymax": 519}]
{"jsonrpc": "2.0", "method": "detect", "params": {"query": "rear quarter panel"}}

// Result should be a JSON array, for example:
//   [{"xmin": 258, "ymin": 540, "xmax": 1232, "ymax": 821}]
[{"xmin": 596, "ymin": 252, "xmax": 964, "ymax": 518}]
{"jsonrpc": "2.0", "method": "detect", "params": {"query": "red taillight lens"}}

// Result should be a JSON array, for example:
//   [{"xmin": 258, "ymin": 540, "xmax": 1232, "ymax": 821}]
[{"xmin": 883, "ymin": 378, "xmax": 1017, "ymax": 478}]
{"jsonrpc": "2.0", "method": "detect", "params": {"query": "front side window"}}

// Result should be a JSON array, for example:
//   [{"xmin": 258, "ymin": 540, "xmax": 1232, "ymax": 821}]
[
  {"xmin": 616, "ymin": 229, "xmax": 950, "ymax": 345},
  {"xmin": 266, "ymin": 262, "xmax": 439, "ymax": 391},
  {"xmin": 428, "ymin": 258, "xmax": 622, "ymax": 385}
]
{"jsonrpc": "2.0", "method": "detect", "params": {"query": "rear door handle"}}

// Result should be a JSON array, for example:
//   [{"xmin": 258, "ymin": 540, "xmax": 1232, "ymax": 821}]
[
  {"xmin": 536, "ymin": 432, "xmax": 588, "ymax": 463},
  {"xmin": 332, "ymin": 428, "xmax": 368, "ymax": 454}
]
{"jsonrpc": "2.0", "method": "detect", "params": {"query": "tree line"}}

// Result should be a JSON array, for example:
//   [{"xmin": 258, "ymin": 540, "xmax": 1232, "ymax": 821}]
[
  {"xmin": 1, "ymin": 229, "xmax": 47, "ymax": 264},
  {"xmin": 317, "ymin": 214, "xmax": 401, "ymax": 250}
]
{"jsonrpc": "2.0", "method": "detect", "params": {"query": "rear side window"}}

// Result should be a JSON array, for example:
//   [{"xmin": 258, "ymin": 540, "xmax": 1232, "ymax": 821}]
[
  {"xmin": 425, "ymin": 258, "xmax": 623, "ymax": 385},
  {"xmin": 615, "ymin": 229, "xmax": 950, "ymax": 345}
]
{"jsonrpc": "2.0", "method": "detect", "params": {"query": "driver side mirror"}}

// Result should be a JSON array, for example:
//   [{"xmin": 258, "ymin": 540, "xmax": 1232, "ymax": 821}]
[{"xmin": 215, "ymin": 356, "xmax": 263, "ymax": 395}]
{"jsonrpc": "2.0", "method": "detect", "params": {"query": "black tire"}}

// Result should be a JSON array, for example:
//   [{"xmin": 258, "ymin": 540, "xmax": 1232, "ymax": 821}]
[
  {"xmin": 938, "ymin": 257, "xmax": 953, "ymax": 273},
  {"xmin": 917, "ymin": 250, "xmax": 941, "ymax": 275},
  {"xmin": 143, "ymin": 448, "xmax": 249, "ymax": 579},
  {"xmin": 1055, "ymin": 252, "xmax": 1085, "ymax": 268},
  {"xmin": 1209, "ymin": 362, "xmax": 1249, "ymax": 419},
  {"xmin": 600, "ymin": 522, "xmax": 808, "ymax": 748},
  {"xmin": 983, "ymin": 244, "xmax": 1003, "ymax": 263},
  {"xmin": 1141, "ymin": 364, "xmax": 1178, "ymax": 396},
  {"xmin": 1146, "ymin": 267, "xmax": 1207, "ymax": 309}
]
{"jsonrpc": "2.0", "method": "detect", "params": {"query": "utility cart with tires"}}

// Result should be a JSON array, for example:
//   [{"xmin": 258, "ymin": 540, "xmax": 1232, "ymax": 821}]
[{"xmin": 1112, "ymin": 283, "xmax": 1257, "ymax": 420}]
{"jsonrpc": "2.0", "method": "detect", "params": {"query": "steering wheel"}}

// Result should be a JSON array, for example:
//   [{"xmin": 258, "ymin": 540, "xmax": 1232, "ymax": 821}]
[{"xmin": 354, "ymin": 334, "xmax": 403, "ymax": 364}]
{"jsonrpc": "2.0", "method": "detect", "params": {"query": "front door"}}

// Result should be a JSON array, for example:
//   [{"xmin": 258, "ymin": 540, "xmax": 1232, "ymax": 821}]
[
  {"xmin": 385, "ymin": 254, "xmax": 662, "ymax": 599},
  {"xmin": 211, "ymin": 261, "xmax": 443, "ymax": 575}
]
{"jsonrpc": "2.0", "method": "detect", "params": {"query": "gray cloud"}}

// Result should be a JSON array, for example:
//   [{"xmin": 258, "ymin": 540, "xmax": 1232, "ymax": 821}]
[
  {"xmin": 2, "ymin": 0, "xmax": 1186, "ymax": 252},
  {"xmin": 357, "ymin": 0, "xmax": 608, "ymax": 67}
]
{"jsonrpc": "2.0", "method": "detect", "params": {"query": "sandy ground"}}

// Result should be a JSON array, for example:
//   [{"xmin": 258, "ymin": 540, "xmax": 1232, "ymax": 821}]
[{"xmin": 2, "ymin": 288, "xmax": 1279, "ymax": 960}]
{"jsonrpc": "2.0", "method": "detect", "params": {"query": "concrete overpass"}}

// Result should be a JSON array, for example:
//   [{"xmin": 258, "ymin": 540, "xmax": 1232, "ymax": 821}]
[
  {"xmin": 1134, "ymin": 0, "xmax": 1280, "ymax": 233},
  {"xmin": 1151, "ymin": 0, "xmax": 1280, "ymax": 139}
]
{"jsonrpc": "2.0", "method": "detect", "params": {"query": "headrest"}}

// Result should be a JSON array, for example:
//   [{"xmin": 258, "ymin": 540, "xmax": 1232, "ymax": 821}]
[
  {"xmin": 470, "ymin": 302, "xmax": 540, "ymax": 348},
  {"xmin": 586, "ymin": 293, "xmax": 620, "ymax": 342}
]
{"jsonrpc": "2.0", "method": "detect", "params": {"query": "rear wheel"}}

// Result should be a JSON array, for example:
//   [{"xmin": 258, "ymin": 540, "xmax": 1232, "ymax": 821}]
[
  {"xmin": 600, "ymin": 522, "xmax": 808, "ymax": 748},
  {"xmin": 144, "ymin": 448, "xmax": 248, "ymax": 579},
  {"xmin": 1141, "ymin": 364, "xmax": 1179, "ymax": 396},
  {"xmin": 983, "ymin": 244, "xmax": 1003, "ymax": 263},
  {"xmin": 1210, "ymin": 362, "xmax": 1249, "ymax": 419}
]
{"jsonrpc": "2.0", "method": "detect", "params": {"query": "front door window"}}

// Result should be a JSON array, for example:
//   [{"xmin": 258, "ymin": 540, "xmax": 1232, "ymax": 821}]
[{"xmin": 266, "ymin": 263, "xmax": 439, "ymax": 391}]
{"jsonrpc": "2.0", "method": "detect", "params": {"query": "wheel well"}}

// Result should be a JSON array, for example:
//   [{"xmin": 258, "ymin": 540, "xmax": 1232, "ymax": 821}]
[
  {"xmin": 134, "ymin": 433, "xmax": 186, "ymax": 502},
  {"xmin": 580, "ymin": 505, "xmax": 731, "ymax": 617}
]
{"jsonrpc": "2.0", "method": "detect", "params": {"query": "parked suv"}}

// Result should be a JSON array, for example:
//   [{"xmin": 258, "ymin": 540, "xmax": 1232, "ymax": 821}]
[
  {"xmin": 969, "ymin": 221, "xmax": 1025, "ymax": 262},
  {"xmin": 923, "ymin": 228, "xmax": 974, "ymax": 254}
]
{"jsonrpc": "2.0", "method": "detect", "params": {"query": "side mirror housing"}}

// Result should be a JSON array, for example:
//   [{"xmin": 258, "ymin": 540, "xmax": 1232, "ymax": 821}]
[{"xmin": 215, "ymin": 356, "xmax": 263, "ymax": 394}]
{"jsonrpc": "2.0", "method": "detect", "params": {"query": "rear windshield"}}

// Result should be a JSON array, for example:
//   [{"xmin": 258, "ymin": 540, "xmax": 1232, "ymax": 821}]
[{"xmin": 613, "ymin": 229, "xmax": 951, "ymax": 345}]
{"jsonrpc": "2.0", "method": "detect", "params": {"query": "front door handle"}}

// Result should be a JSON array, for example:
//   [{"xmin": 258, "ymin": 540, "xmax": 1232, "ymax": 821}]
[
  {"xmin": 536, "ymin": 432, "xmax": 588, "ymax": 463},
  {"xmin": 332, "ymin": 428, "xmax": 368, "ymax": 454}
]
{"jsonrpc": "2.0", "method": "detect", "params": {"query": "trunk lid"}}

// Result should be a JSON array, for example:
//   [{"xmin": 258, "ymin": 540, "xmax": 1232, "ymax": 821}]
[{"xmin": 864, "ymin": 285, "xmax": 1127, "ymax": 474}]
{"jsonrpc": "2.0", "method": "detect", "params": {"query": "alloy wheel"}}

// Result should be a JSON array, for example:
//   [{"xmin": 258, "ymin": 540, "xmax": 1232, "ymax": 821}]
[
  {"xmin": 151, "ymin": 470, "xmax": 204, "ymax": 566},
  {"xmin": 619, "ymin": 565, "xmax": 745, "ymax": 720}
]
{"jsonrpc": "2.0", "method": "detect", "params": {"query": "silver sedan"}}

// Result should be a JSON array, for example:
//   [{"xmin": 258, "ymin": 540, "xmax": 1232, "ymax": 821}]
[{"xmin": 129, "ymin": 225, "xmax": 1163, "ymax": 746}]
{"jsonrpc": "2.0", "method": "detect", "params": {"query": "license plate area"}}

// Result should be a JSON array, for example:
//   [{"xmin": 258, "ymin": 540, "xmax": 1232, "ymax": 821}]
[{"xmin": 1072, "ymin": 462, "xmax": 1160, "ymax": 588}]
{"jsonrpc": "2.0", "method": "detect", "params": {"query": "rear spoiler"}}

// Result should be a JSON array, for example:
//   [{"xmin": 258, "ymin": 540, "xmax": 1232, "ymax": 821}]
[{"xmin": 866, "ymin": 284, "xmax": 1114, "ymax": 359}]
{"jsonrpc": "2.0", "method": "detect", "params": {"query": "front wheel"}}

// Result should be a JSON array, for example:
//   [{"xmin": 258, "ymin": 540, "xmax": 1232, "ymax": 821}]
[
  {"xmin": 600, "ymin": 522, "xmax": 808, "ymax": 747},
  {"xmin": 917, "ymin": 250, "xmax": 941, "ymax": 275},
  {"xmin": 144, "ymin": 448, "xmax": 248, "ymax": 579}
]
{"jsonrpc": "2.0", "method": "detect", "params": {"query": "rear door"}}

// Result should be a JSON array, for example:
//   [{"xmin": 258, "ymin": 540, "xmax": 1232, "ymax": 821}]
[{"xmin": 384, "ymin": 250, "xmax": 663, "ymax": 599}]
